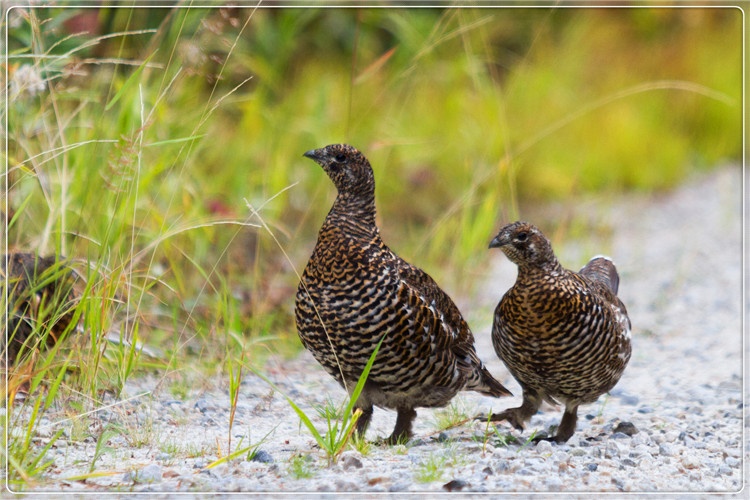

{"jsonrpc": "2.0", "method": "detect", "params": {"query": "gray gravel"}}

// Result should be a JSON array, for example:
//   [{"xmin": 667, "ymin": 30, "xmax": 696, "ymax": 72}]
[{"xmin": 11, "ymin": 166, "xmax": 745, "ymax": 493}]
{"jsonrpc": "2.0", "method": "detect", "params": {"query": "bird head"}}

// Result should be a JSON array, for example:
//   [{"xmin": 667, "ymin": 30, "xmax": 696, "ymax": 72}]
[
  {"xmin": 303, "ymin": 144, "xmax": 374, "ymax": 196},
  {"xmin": 489, "ymin": 221, "xmax": 557, "ymax": 268}
]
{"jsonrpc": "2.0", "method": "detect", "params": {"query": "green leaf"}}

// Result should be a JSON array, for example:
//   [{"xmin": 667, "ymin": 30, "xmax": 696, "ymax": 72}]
[
  {"xmin": 143, "ymin": 135, "xmax": 206, "ymax": 147},
  {"xmin": 104, "ymin": 52, "xmax": 156, "ymax": 112},
  {"xmin": 246, "ymin": 332, "xmax": 385, "ymax": 463},
  {"xmin": 339, "ymin": 333, "xmax": 385, "ymax": 433}
]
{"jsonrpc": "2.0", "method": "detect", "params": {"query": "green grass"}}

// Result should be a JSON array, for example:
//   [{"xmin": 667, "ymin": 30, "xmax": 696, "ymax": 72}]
[
  {"xmin": 3, "ymin": 5, "xmax": 742, "ymax": 487},
  {"xmin": 250, "ymin": 334, "xmax": 384, "ymax": 465},
  {"xmin": 414, "ymin": 451, "xmax": 450, "ymax": 483},
  {"xmin": 432, "ymin": 400, "xmax": 473, "ymax": 432},
  {"xmin": 288, "ymin": 453, "xmax": 315, "ymax": 480},
  {"xmin": 413, "ymin": 442, "xmax": 470, "ymax": 483}
]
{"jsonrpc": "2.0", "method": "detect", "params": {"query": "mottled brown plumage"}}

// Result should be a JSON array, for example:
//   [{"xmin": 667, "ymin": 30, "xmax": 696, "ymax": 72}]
[
  {"xmin": 486, "ymin": 221, "xmax": 631, "ymax": 443},
  {"xmin": 2, "ymin": 253, "xmax": 80, "ymax": 365},
  {"xmin": 295, "ymin": 144, "xmax": 510, "ymax": 443}
]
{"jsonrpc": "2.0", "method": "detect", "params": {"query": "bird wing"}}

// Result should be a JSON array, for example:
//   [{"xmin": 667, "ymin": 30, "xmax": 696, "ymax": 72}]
[
  {"xmin": 579, "ymin": 256, "xmax": 620, "ymax": 295},
  {"xmin": 393, "ymin": 257, "xmax": 478, "ymax": 368}
]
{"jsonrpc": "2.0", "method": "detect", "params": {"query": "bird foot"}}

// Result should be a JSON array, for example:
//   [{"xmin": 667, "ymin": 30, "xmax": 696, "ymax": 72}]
[
  {"xmin": 476, "ymin": 408, "xmax": 526, "ymax": 432},
  {"xmin": 529, "ymin": 431, "xmax": 552, "ymax": 443},
  {"xmin": 531, "ymin": 433, "xmax": 569, "ymax": 444},
  {"xmin": 375, "ymin": 433, "xmax": 411, "ymax": 446}
]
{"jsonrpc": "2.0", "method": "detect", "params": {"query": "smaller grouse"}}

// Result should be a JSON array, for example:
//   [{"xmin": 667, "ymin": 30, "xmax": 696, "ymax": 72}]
[
  {"xmin": 485, "ymin": 221, "xmax": 631, "ymax": 443},
  {"xmin": 296, "ymin": 144, "xmax": 510, "ymax": 444},
  {"xmin": 2, "ymin": 253, "xmax": 80, "ymax": 365}
]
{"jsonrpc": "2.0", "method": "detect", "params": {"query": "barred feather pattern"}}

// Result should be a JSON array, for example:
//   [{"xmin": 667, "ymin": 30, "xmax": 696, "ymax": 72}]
[
  {"xmin": 296, "ymin": 144, "xmax": 510, "ymax": 443},
  {"xmin": 488, "ymin": 221, "xmax": 631, "ymax": 443}
]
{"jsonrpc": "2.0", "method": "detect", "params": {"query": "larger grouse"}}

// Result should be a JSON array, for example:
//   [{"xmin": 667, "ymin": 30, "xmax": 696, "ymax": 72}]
[
  {"xmin": 486, "ymin": 221, "xmax": 631, "ymax": 443},
  {"xmin": 295, "ymin": 144, "xmax": 510, "ymax": 444}
]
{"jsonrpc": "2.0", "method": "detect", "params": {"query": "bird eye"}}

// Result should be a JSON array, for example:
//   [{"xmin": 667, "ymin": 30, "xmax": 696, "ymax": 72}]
[
  {"xmin": 516, "ymin": 232, "xmax": 528, "ymax": 242},
  {"xmin": 334, "ymin": 154, "xmax": 347, "ymax": 162}
]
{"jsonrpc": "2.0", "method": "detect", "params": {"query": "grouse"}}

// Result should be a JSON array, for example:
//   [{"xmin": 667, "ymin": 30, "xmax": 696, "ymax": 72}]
[
  {"xmin": 295, "ymin": 144, "xmax": 510, "ymax": 444},
  {"xmin": 485, "ymin": 221, "xmax": 631, "ymax": 443},
  {"xmin": 2, "ymin": 253, "xmax": 80, "ymax": 366}
]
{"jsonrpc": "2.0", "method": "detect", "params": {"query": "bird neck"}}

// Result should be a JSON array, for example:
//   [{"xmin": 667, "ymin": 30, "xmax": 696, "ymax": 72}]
[
  {"xmin": 326, "ymin": 190, "xmax": 378, "ymax": 238},
  {"xmin": 517, "ymin": 258, "xmax": 565, "ymax": 280}
]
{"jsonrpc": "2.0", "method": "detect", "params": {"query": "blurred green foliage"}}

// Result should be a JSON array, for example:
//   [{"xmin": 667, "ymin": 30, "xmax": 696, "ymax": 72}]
[{"xmin": 4, "ymin": 5, "xmax": 742, "ymax": 356}]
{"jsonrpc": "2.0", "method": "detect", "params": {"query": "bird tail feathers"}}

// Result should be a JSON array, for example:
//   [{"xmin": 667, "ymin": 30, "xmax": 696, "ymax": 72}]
[
  {"xmin": 580, "ymin": 256, "xmax": 620, "ymax": 295},
  {"xmin": 468, "ymin": 365, "xmax": 512, "ymax": 398}
]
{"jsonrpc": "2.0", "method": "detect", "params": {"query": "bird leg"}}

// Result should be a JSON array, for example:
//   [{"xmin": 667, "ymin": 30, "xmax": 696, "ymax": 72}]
[
  {"xmin": 487, "ymin": 389, "xmax": 541, "ymax": 432},
  {"xmin": 531, "ymin": 404, "xmax": 578, "ymax": 443},
  {"xmin": 553, "ymin": 405, "xmax": 578, "ymax": 443},
  {"xmin": 354, "ymin": 404, "xmax": 374, "ymax": 439},
  {"xmin": 384, "ymin": 407, "xmax": 417, "ymax": 445}
]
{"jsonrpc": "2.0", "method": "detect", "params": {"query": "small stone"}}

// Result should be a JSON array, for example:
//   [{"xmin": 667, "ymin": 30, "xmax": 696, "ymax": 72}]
[
  {"xmin": 664, "ymin": 431, "xmax": 680, "ymax": 443},
  {"xmin": 629, "ymin": 444, "xmax": 652, "ymax": 458},
  {"xmin": 631, "ymin": 432, "xmax": 652, "ymax": 446},
  {"xmin": 367, "ymin": 475, "xmax": 389, "ymax": 486},
  {"xmin": 611, "ymin": 477, "xmax": 626, "ymax": 491},
  {"xmin": 494, "ymin": 461, "xmax": 511, "ymax": 473},
  {"xmin": 335, "ymin": 479, "xmax": 358, "ymax": 491},
  {"xmin": 341, "ymin": 454, "xmax": 363, "ymax": 470},
  {"xmin": 682, "ymin": 456, "xmax": 701, "ymax": 469},
  {"xmin": 637, "ymin": 406, "xmax": 654, "ymax": 414},
  {"xmin": 135, "ymin": 464, "xmax": 162, "ymax": 483},
  {"xmin": 570, "ymin": 447, "xmax": 587, "ymax": 457},
  {"xmin": 612, "ymin": 422, "xmax": 638, "ymax": 436},
  {"xmin": 199, "ymin": 467, "xmax": 221, "ymax": 480},
  {"xmin": 611, "ymin": 432, "xmax": 630, "ymax": 440},
  {"xmin": 605, "ymin": 441, "xmax": 621, "ymax": 459},
  {"xmin": 717, "ymin": 466, "xmax": 733, "ymax": 476},
  {"xmin": 194, "ymin": 399, "xmax": 214, "ymax": 413},
  {"xmin": 251, "ymin": 450, "xmax": 274, "ymax": 464},
  {"xmin": 535, "ymin": 439, "xmax": 553, "ymax": 454},
  {"xmin": 442, "ymin": 479, "xmax": 470, "ymax": 492},
  {"xmin": 725, "ymin": 457, "xmax": 741, "ymax": 468},
  {"xmin": 621, "ymin": 458, "xmax": 637, "ymax": 467},
  {"xmin": 586, "ymin": 463, "xmax": 598, "ymax": 472},
  {"xmin": 687, "ymin": 439, "xmax": 706, "ymax": 450},
  {"xmin": 435, "ymin": 432, "xmax": 450, "ymax": 443},
  {"xmin": 658, "ymin": 443, "xmax": 673, "ymax": 456}
]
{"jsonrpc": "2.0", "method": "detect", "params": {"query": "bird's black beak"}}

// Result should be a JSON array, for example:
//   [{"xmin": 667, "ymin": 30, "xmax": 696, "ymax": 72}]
[
  {"xmin": 488, "ymin": 234, "xmax": 505, "ymax": 249},
  {"xmin": 303, "ymin": 149, "xmax": 322, "ymax": 161}
]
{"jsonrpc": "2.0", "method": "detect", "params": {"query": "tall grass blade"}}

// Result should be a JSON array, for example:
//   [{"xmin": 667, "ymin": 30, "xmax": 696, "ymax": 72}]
[
  {"xmin": 104, "ymin": 52, "xmax": 155, "ymax": 111},
  {"xmin": 247, "ymin": 333, "xmax": 384, "ymax": 464}
]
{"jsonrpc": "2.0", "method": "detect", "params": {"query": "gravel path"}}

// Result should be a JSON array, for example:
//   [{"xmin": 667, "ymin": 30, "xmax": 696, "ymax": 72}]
[{"xmin": 11, "ymin": 166, "xmax": 745, "ymax": 494}]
